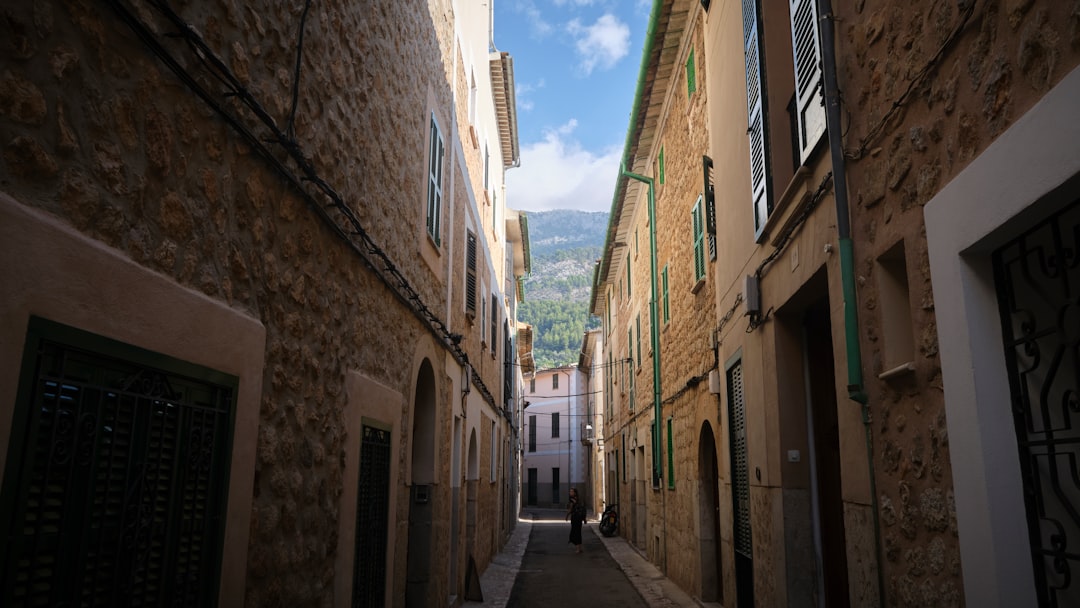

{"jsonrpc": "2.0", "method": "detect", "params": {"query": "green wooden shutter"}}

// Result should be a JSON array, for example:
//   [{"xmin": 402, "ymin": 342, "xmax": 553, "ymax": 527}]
[
  {"xmin": 626, "ymin": 253, "xmax": 632, "ymax": 298},
  {"xmin": 667, "ymin": 418, "xmax": 675, "ymax": 489},
  {"xmin": 635, "ymin": 314, "xmax": 642, "ymax": 370},
  {"xmin": 662, "ymin": 265, "xmax": 670, "ymax": 324},
  {"xmin": 789, "ymin": 0, "xmax": 825, "ymax": 163},
  {"xmin": 658, "ymin": 146, "xmax": 666, "ymax": 185},
  {"xmin": 693, "ymin": 198, "xmax": 705, "ymax": 281},
  {"xmin": 686, "ymin": 49, "xmax": 697, "ymax": 96},
  {"xmin": 741, "ymin": 0, "xmax": 771, "ymax": 237}
]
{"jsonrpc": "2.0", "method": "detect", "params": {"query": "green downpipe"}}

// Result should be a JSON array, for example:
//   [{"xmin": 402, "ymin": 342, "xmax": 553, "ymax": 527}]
[
  {"xmin": 820, "ymin": 0, "xmax": 884, "ymax": 603},
  {"xmin": 621, "ymin": 167, "xmax": 662, "ymax": 483}
]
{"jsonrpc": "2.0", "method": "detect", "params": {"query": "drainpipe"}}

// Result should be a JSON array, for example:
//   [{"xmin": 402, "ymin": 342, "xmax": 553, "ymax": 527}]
[
  {"xmin": 818, "ymin": 0, "xmax": 885, "ymax": 604},
  {"xmin": 620, "ymin": 167, "xmax": 662, "ymax": 487}
]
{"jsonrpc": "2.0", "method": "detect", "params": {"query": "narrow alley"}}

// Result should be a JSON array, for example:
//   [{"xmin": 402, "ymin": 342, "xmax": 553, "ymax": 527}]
[{"xmin": 465, "ymin": 509, "xmax": 702, "ymax": 608}]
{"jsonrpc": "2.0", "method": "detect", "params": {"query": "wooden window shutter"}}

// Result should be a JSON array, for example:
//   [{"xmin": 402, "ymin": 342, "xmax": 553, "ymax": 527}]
[
  {"xmin": 427, "ymin": 114, "xmax": 444, "ymax": 245},
  {"xmin": 703, "ymin": 155, "xmax": 717, "ymax": 261},
  {"xmin": 741, "ymin": 0, "xmax": 771, "ymax": 237},
  {"xmin": 692, "ymin": 198, "xmax": 706, "ymax": 281},
  {"xmin": 789, "ymin": 0, "xmax": 826, "ymax": 164},
  {"xmin": 685, "ymin": 49, "xmax": 697, "ymax": 96},
  {"xmin": 465, "ymin": 231, "xmax": 477, "ymax": 316},
  {"xmin": 490, "ymin": 294, "xmax": 498, "ymax": 348},
  {"xmin": 662, "ymin": 265, "xmax": 670, "ymax": 324}
]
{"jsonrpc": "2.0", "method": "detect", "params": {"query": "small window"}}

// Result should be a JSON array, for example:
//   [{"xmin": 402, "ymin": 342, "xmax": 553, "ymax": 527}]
[
  {"xmin": 662, "ymin": 265, "xmax": 670, "ymax": 324},
  {"xmin": 667, "ymin": 418, "xmax": 675, "ymax": 489},
  {"xmin": 876, "ymin": 241, "xmax": 915, "ymax": 373},
  {"xmin": 530, "ymin": 378, "xmax": 536, "ymax": 393},
  {"xmin": 626, "ymin": 254, "xmax": 632, "ymax": 298},
  {"xmin": 426, "ymin": 114, "xmax": 445, "ymax": 245},
  {"xmin": 490, "ymin": 293, "xmax": 498, "ymax": 349},
  {"xmin": 658, "ymin": 146, "xmax": 666, "ymax": 185},
  {"xmin": 635, "ymin": 314, "xmax": 642, "ymax": 369},
  {"xmin": 692, "ymin": 197, "xmax": 706, "ymax": 282},
  {"xmin": 465, "ymin": 231, "xmax": 478, "ymax": 316},
  {"xmin": 490, "ymin": 420, "xmax": 497, "ymax": 481},
  {"xmin": 529, "ymin": 415, "xmax": 536, "ymax": 452},
  {"xmin": 686, "ymin": 49, "xmax": 697, "ymax": 96},
  {"xmin": 553, "ymin": 374, "xmax": 559, "ymax": 390},
  {"xmin": 552, "ymin": 413, "xmax": 560, "ymax": 438}
]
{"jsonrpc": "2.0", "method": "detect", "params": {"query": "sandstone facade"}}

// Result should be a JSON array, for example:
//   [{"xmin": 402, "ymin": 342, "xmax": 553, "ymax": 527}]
[{"xmin": 0, "ymin": 1, "xmax": 525, "ymax": 607}]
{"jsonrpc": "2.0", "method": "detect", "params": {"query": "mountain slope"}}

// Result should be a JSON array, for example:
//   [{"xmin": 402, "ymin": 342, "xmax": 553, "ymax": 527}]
[{"xmin": 519, "ymin": 210, "xmax": 607, "ymax": 368}]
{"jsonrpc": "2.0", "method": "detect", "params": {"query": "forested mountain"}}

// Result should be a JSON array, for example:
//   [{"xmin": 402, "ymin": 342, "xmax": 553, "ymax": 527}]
[{"xmin": 519, "ymin": 210, "xmax": 608, "ymax": 369}]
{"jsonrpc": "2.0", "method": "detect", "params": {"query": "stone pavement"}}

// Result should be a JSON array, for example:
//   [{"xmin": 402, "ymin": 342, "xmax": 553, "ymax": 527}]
[{"xmin": 463, "ymin": 508, "xmax": 705, "ymax": 608}]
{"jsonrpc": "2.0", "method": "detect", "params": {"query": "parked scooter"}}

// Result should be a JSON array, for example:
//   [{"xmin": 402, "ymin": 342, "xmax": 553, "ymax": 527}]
[{"xmin": 599, "ymin": 503, "xmax": 619, "ymax": 537}]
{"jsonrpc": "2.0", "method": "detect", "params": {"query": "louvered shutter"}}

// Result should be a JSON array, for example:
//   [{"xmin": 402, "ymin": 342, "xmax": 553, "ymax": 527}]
[
  {"xmin": 703, "ymin": 156, "xmax": 717, "ymax": 261},
  {"xmin": 741, "ymin": 0, "xmax": 771, "ymax": 236},
  {"xmin": 692, "ymin": 199, "xmax": 706, "ymax": 281},
  {"xmin": 789, "ymin": 0, "xmax": 826, "ymax": 163},
  {"xmin": 465, "ymin": 231, "xmax": 477, "ymax": 315},
  {"xmin": 490, "ymin": 294, "xmax": 498, "ymax": 348},
  {"xmin": 427, "ymin": 115, "xmax": 444, "ymax": 245}
]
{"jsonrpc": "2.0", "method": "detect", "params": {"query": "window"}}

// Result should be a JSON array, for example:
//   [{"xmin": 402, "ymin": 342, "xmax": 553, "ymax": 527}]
[
  {"xmin": 552, "ymin": 413, "xmax": 560, "ymax": 438},
  {"xmin": 634, "ymin": 229, "xmax": 639, "ymax": 257},
  {"xmin": 692, "ymin": 197, "xmax": 706, "ymax": 282},
  {"xmin": 626, "ymin": 253, "xmax": 632, "ymax": 298},
  {"xmin": 662, "ymin": 265, "xmax": 670, "ymax": 324},
  {"xmin": 490, "ymin": 420, "xmax": 497, "ymax": 481},
  {"xmin": 426, "ymin": 113, "xmax": 445, "ymax": 244},
  {"xmin": 789, "ymin": 0, "xmax": 826, "ymax": 164},
  {"xmin": 529, "ymin": 415, "xmax": 536, "ymax": 452},
  {"xmin": 658, "ymin": 146, "xmax": 666, "ymax": 185},
  {"xmin": 465, "ymin": 230, "xmax": 477, "ymax": 316},
  {"xmin": 552, "ymin": 374, "xmax": 559, "ymax": 389},
  {"xmin": 703, "ymin": 156, "xmax": 717, "ymax": 261},
  {"xmin": 740, "ymin": 0, "xmax": 825, "ymax": 238},
  {"xmin": 667, "ymin": 418, "xmax": 675, "ymax": 489},
  {"xmin": 530, "ymin": 378, "xmax": 536, "ymax": 393},
  {"xmin": 635, "ymin": 314, "xmax": 642, "ymax": 370},
  {"xmin": 607, "ymin": 290, "xmax": 612, "ymax": 334},
  {"xmin": 490, "ymin": 293, "xmax": 498, "ymax": 349},
  {"xmin": 1, "ymin": 318, "xmax": 236, "ymax": 606},
  {"xmin": 685, "ymin": 48, "xmax": 697, "ymax": 96},
  {"xmin": 628, "ymin": 328, "xmax": 633, "ymax": 370},
  {"xmin": 483, "ymin": 142, "xmax": 490, "ymax": 193}
]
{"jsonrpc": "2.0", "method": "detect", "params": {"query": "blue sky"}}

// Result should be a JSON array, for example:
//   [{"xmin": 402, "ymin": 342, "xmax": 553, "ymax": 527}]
[{"xmin": 495, "ymin": 0, "xmax": 652, "ymax": 213}]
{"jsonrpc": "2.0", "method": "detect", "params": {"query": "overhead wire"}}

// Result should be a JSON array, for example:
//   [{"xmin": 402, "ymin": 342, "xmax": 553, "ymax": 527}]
[{"xmin": 104, "ymin": 0, "xmax": 502, "ymax": 411}]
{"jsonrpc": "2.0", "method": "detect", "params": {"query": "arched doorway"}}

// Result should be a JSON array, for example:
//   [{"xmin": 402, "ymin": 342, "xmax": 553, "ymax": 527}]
[
  {"xmin": 466, "ymin": 429, "xmax": 479, "ymax": 560},
  {"xmin": 406, "ymin": 360, "xmax": 436, "ymax": 608},
  {"xmin": 698, "ymin": 422, "xmax": 723, "ymax": 603}
]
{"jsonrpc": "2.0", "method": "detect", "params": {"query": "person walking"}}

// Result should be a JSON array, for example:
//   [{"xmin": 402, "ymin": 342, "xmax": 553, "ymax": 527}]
[{"xmin": 566, "ymin": 487, "xmax": 585, "ymax": 554}]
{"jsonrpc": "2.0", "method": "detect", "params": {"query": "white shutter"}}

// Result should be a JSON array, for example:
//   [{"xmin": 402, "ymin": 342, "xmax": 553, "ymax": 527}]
[
  {"xmin": 789, "ymin": 0, "xmax": 825, "ymax": 163},
  {"xmin": 427, "ymin": 114, "xmax": 444, "ymax": 245},
  {"xmin": 741, "ymin": 0, "xmax": 770, "ymax": 237}
]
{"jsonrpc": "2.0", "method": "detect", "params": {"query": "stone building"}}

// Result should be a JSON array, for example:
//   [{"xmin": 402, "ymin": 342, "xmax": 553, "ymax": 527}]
[
  {"xmin": 520, "ymin": 365, "xmax": 592, "ymax": 512},
  {"xmin": 0, "ymin": 1, "xmax": 527, "ymax": 607},
  {"xmin": 578, "ymin": 328, "xmax": 605, "ymax": 517},
  {"xmin": 590, "ymin": 0, "xmax": 719, "ymax": 596},
  {"xmin": 590, "ymin": 0, "xmax": 1080, "ymax": 606}
]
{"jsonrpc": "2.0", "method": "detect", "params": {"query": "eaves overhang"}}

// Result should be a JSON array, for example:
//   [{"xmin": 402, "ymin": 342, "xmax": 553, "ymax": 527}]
[
  {"xmin": 588, "ymin": 0, "xmax": 691, "ymax": 310},
  {"xmin": 490, "ymin": 51, "xmax": 521, "ymax": 167}
]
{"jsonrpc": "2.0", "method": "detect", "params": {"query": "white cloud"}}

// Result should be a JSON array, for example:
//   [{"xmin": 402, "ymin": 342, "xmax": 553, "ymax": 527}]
[
  {"xmin": 566, "ymin": 13, "xmax": 630, "ymax": 75},
  {"xmin": 506, "ymin": 120, "xmax": 621, "ymax": 213},
  {"xmin": 513, "ymin": 0, "xmax": 553, "ymax": 37},
  {"xmin": 515, "ymin": 79, "xmax": 545, "ymax": 112}
]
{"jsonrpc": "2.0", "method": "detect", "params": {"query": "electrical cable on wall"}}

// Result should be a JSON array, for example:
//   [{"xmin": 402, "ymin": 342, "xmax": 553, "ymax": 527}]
[{"xmin": 104, "ymin": 0, "xmax": 501, "ymax": 410}]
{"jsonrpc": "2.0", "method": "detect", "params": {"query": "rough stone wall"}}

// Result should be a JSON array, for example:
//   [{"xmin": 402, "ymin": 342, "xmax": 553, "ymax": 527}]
[
  {"xmin": 0, "ymin": 0, "xmax": 512, "ymax": 606},
  {"xmin": 643, "ymin": 13, "xmax": 718, "ymax": 596},
  {"xmin": 838, "ymin": 0, "xmax": 1080, "ymax": 606}
]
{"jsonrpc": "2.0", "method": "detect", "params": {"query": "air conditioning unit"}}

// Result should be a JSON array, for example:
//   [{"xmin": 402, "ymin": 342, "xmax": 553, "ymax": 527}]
[{"xmin": 743, "ymin": 275, "xmax": 761, "ymax": 316}]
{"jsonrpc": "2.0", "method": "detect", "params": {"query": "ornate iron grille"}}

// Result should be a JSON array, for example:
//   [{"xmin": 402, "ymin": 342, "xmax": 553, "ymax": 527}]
[
  {"xmin": 352, "ymin": 424, "xmax": 392, "ymax": 608},
  {"xmin": 994, "ymin": 198, "xmax": 1080, "ymax": 608},
  {"xmin": 0, "ymin": 319, "xmax": 234, "ymax": 607},
  {"xmin": 727, "ymin": 361, "xmax": 753, "ymax": 558}
]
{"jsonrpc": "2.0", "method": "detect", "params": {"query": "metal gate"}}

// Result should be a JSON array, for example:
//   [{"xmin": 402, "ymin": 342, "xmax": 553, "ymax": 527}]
[
  {"xmin": 0, "ymin": 318, "xmax": 234, "ymax": 607},
  {"xmin": 727, "ymin": 360, "xmax": 754, "ymax": 607},
  {"xmin": 994, "ymin": 198, "xmax": 1080, "ymax": 608},
  {"xmin": 352, "ymin": 424, "xmax": 392, "ymax": 607}
]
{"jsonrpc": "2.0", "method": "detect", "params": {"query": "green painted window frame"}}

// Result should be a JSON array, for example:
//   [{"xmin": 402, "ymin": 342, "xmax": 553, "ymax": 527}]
[
  {"xmin": 686, "ymin": 49, "xmax": 697, "ymax": 96},
  {"xmin": 626, "ymin": 253, "xmax": 632, "ymax": 298},
  {"xmin": 635, "ymin": 314, "xmax": 642, "ymax": 370},
  {"xmin": 662, "ymin": 265, "xmax": 670, "ymax": 324},
  {"xmin": 667, "ymin": 418, "xmax": 675, "ymax": 489},
  {"xmin": 692, "ymin": 197, "xmax": 706, "ymax": 282},
  {"xmin": 658, "ymin": 146, "xmax": 666, "ymax": 185}
]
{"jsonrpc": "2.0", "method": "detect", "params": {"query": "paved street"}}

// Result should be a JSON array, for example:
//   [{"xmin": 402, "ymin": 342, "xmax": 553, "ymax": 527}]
[{"xmin": 464, "ymin": 509, "xmax": 704, "ymax": 608}]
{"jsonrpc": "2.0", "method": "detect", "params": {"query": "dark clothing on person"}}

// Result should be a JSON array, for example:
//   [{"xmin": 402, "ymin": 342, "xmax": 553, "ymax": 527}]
[{"xmin": 568, "ymin": 498, "xmax": 585, "ymax": 546}]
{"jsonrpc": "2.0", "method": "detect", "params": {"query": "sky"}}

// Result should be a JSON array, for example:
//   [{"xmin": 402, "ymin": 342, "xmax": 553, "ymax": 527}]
[{"xmin": 494, "ymin": 0, "xmax": 652, "ymax": 213}]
